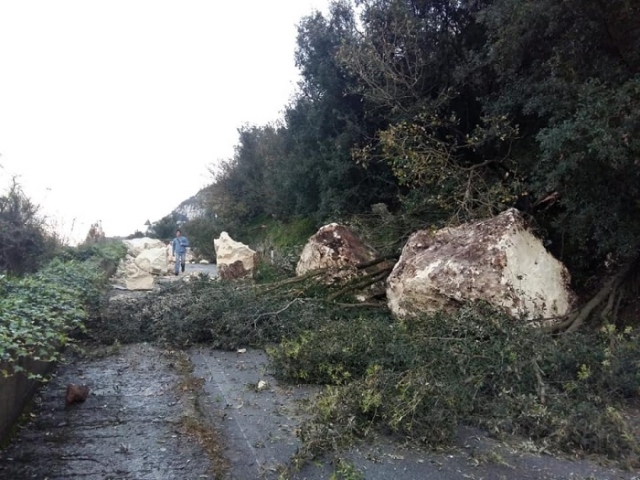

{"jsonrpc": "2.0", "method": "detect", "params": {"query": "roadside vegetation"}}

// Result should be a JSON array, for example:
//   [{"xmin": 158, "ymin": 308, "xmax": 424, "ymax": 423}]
[
  {"xmin": 3, "ymin": 0, "xmax": 639, "ymax": 473},
  {"xmin": 0, "ymin": 178, "xmax": 126, "ymax": 377},
  {"xmin": 0, "ymin": 180, "xmax": 58, "ymax": 275},
  {"xmin": 95, "ymin": 0, "xmax": 640, "ymax": 469}
]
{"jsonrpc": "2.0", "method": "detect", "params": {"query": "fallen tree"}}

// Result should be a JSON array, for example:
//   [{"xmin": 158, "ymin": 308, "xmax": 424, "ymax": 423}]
[{"xmin": 91, "ymin": 268, "xmax": 640, "ymax": 467}]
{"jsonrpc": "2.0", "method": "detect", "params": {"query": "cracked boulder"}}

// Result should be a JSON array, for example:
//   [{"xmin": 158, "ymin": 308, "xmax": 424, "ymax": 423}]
[{"xmin": 387, "ymin": 208, "xmax": 576, "ymax": 321}]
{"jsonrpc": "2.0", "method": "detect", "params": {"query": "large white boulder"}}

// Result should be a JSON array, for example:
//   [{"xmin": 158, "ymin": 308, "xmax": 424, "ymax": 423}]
[
  {"xmin": 122, "ymin": 262, "xmax": 155, "ymax": 290},
  {"xmin": 135, "ymin": 246, "xmax": 171, "ymax": 275},
  {"xmin": 114, "ymin": 237, "xmax": 172, "ymax": 290},
  {"xmin": 123, "ymin": 237, "xmax": 165, "ymax": 258},
  {"xmin": 387, "ymin": 209, "xmax": 576, "ymax": 321},
  {"xmin": 124, "ymin": 272, "xmax": 155, "ymax": 291},
  {"xmin": 296, "ymin": 223, "xmax": 379, "ymax": 276},
  {"xmin": 214, "ymin": 232, "xmax": 256, "ymax": 280}
]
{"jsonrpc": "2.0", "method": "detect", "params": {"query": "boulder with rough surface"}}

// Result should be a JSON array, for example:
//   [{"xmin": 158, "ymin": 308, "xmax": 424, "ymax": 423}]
[
  {"xmin": 214, "ymin": 232, "xmax": 256, "ymax": 280},
  {"xmin": 296, "ymin": 224, "xmax": 390, "ymax": 300},
  {"xmin": 114, "ymin": 237, "xmax": 172, "ymax": 290},
  {"xmin": 123, "ymin": 238, "xmax": 165, "ymax": 258},
  {"xmin": 296, "ymin": 223, "xmax": 379, "ymax": 276},
  {"xmin": 387, "ymin": 208, "xmax": 575, "ymax": 321},
  {"xmin": 135, "ymin": 247, "xmax": 171, "ymax": 275},
  {"xmin": 65, "ymin": 384, "xmax": 90, "ymax": 405},
  {"xmin": 123, "ymin": 264, "xmax": 155, "ymax": 290}
]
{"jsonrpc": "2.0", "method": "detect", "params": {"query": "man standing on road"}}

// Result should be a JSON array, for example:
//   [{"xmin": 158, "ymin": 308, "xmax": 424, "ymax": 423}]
[{"xmin": 171, "ymin": 229, "xmax": 189, "ymax": 275}]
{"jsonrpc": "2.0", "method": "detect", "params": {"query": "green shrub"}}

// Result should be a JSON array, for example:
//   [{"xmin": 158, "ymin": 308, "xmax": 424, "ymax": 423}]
[
  {"xmin": 268, "ymin": 313, "xmax": 399, "ymax": 384},
  {"xmin": 0, "ymin": 271, "xmax": 85, "ymax": 375},
  {"xmin": 0, "ymin": 243, "xmax": 125, "ymax": 377},
  {"xmin": 58, "ymin": 239, "xmax": 126, "ymax": 265},
  {"xmin": 290, "ymin": 304, "xmax": 640, "ymax": 462},
  {"xmin": 253, "ymin": 252, "xmax": 298, "ymax": 284},
  {"xmin": 0, "ymin": 181, "xmax": 57, "ymax": 275},
  {"xmin": 267, "ymin": 216, "xmax": 316, "ymax": 249}
]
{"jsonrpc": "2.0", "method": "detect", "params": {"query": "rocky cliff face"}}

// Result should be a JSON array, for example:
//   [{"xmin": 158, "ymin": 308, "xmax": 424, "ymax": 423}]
[
  {"xmin": 145, "ymin": 187, "xmax": 212, "ymax": 238},
  {"xmin": 170, "ymin": 189, "xmax": 207, "ymax": 223}
]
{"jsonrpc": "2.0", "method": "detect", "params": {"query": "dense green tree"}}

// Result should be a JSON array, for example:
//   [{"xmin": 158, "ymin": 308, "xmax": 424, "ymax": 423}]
[
  {"xmin": 208, "ymin": 3, "xmax": 397, "ymax": 229},
  {"xmin": 332, "ymin": 0, "xmax": 640, "ymax": 278},
  {"xmin": 0, "ymin": 180, "xmax": 55, "ymax": 275},
  {"xmin": 208, "ymin": 125, "xmax": 281, "ymax": 230},
  {"xmin": 182, "ymin": 212, "xmax": 220, "ymax": 261},
  {"xmin": 340, "ymin": 0, "xmax": 520, "ymax": 225},
  {"xmin": 280, "ymin": 2, "xmax": 398, "ymax": 220},
  {"xmin": 471, "ymin": 0, "xmax": 640, "ymax": 276},
  {"xmin": 200, "ymin": 0, "xmax": 639, "ymax": 322},
  {"xmin": 147, "ymin": 213, "xmax": 181, "ymax": 241}
]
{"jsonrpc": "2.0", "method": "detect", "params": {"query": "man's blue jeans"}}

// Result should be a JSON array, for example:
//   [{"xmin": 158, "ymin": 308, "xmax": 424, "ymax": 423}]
[{"xmin": 175, "ymin": 252, "xmax": 186, "ymax": 274}]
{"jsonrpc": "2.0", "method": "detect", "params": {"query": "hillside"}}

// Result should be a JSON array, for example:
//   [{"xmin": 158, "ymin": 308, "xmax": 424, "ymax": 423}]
[{"xmin": 169, "ymin": 188, "xmax": 208, "ymax": 224}]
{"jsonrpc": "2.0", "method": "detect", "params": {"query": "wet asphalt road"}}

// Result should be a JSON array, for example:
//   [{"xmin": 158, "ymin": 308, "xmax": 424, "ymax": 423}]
[
  {"xmin": 2, "ymin": 344, "xmax": 639, "ymax": 480},
  {"xmin": 0, "ymin": 344, "xmax": 213, "ymax": 480}
]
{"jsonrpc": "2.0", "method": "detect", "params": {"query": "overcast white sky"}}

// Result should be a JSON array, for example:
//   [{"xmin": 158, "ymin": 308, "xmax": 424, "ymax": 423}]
[{"xmin": 0, "ymin": 0, "xmax": 329, "ymax": 243}]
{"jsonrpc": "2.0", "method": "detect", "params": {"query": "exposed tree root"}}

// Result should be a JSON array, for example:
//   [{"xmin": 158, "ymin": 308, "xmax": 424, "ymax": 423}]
[{"xmin": 546, "ymin": 253, "xmax": 639, "ymax": 333}]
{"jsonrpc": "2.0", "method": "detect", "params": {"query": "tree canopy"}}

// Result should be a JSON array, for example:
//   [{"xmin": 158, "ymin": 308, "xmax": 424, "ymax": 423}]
[
  {"xmin": 203, "ymin": 0, "xmax": 640, "ymax": 289},
  {"xmin": 0, "ymin": 180, "xmax": 55, "ymax": 275}
]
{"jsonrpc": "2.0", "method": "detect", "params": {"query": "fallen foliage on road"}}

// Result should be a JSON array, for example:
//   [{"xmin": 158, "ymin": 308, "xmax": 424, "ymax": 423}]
[{"xmin": 88, "ymin": 274, "xmax": 640, "ymax": 469}]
